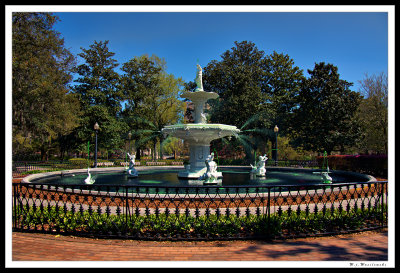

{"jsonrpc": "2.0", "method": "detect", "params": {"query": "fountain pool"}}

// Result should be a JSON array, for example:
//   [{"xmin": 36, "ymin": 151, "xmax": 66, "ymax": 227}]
[{"xmin": 25, "ymin": 166, "xmax": 375, "ymax": 191}]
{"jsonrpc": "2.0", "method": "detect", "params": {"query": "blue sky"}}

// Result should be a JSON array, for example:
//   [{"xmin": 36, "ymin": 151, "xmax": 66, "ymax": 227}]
[{"xmin": 52, "ymin": 9, "xmax": 389, "ymax": 92}]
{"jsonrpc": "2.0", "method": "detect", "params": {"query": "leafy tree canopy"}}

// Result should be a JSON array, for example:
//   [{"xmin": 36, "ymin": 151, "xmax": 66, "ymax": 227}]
[
  {"xmin": 72, "ymin": 40, "xmax": 127, "ymax": 152},
  {"xmin": 12, "ymin": 12, "xmax": 80, "ymax": 160},
  {"xmin": 290, "ymin": 62, "xmax": 362, "ymax": 155},
  {"xmin": 204, "ymin": 41, "xmax": 269, "ymax": 129},
  {"xmin": 120, "ymin": 54, "xmax": 185, "ymax": 159},
  {"xmin": 356, "ymin": 72, "xmax": 388, "ymax": 154}
]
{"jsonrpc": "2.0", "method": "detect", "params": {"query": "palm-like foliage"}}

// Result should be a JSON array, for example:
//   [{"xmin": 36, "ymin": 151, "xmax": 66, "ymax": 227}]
[{"xmin": 215, "ymin": 112, "xmax": 274, "ymax": 162}]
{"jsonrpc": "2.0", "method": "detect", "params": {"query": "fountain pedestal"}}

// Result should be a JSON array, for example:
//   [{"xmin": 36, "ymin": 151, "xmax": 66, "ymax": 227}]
[
  {"xmin": 187, "ymin": 143, "xmax": 212, "ymax": 178},
  {"xmin": 182, "ymin": 143, "xmax": 222, "ymax": 179},
  {"xmin": 162, "ymin": 123, "xmax": 238, "ymax": 178}
]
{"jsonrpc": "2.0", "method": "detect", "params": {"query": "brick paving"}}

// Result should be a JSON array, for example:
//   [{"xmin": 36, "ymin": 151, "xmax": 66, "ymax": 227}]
[{"xmin": 11, "ymin": 229, "xmax": 388, "ymax": 263}]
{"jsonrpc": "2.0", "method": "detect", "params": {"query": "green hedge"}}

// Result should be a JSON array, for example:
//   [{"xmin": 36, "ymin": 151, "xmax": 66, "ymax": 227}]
[
  {"xmin": 316, "ymin": 155, "xmax": 388, "ymax": 178},
  {"xmin": 14, "ymin": 203, "xmax": 386, "ymax": 240}
]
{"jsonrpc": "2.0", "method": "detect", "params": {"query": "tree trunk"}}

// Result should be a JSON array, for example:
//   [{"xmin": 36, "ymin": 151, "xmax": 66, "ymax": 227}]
[
  {"xmin": 136, "ymin": 147, "xmax": 141, "ymax": 160},
  {"xmin": 40, "ymin": 146, "xmax": 47, "ymax": 161},
  {"xmin": 153, "ymin": 142, "xmax": 157, "ymax": 161}
]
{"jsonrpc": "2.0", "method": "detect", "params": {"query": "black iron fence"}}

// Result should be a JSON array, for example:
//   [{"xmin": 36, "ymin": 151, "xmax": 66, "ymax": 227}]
[
  {"xmin": 12, "ymin": 161, "xmax": 88, "ymax": 177},
  {"xmin": 12, "ymin": 181, "xmax": 387, "ymax": 240}
]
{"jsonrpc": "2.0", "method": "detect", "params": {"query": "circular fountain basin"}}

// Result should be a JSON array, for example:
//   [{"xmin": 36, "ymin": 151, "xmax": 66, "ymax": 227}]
[
  {"xmin": 24, "ymin": 166, "xmax": 376, "ymax": 194},
  {"xmin": 161, "ymin": 123, "xmax": 240, "ymax": 143}
]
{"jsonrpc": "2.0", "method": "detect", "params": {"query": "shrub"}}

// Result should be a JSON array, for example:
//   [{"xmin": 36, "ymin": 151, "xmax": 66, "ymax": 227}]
[
  {"xmin": 14, "ymin": 202, "xmax": 386, "ymax": 240},
  {"xmin": 316, "ymin": 154, "xmax": 388, "ymax": 178}
]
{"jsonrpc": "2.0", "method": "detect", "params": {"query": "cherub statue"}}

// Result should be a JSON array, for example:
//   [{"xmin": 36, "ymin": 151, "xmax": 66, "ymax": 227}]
[
  {"xmin": 127, "ymin": 152, "xmax": 136, "ymax": 169},
  {"xmin": 207, "ymin": 152, "xmax": 217, "ymax": 173},
  {"xmin": 201, "ymin": 152, "xmax": 218, "ymax": 183},
  {"xmin": 127, "ymin": 152, "xmax": 138, "ymax": 177}
]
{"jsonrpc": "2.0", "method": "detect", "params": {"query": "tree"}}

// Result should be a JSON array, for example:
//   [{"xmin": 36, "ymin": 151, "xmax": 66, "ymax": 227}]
[
  {"xmin": 120, "ymin": 54, "xmax": 163, "ymax": 158},
  {"xmin": 12, "ymin": 12, "xmax": 80, "ymax": 160},
  {"xmin": 356, "ymin": 72, "xmax": 388, "ymax": 154},
  {"xmin": 120, "ymin": 54, "xmax": 163, "ymax": 120},
  {"xmin": 120, "ymin": 54, "xmax": 185, "ymax": 160},
  {"xmin": 204, "ymin": 41, "xmax": 269, "ymax": 128},
  {"xmin": 72, "ymin": 40, "xmax": 127, "ymax": 156},
  {"xmin": 201, "ymin": 41, "xmax": 306, "ymax": 161},
  {"xmin": 264, "ymin": 51, "xmax": 305, "ymax": 131},
  {"xmin": 263, "ymin": 51, "xmax": 305, "ymax": 161},
  {"xmin": 290, "ymin": 62, "xmax": 362, "ymax": 155},
  {"xmin": 74, "ymin": 40, "xmax": 122, "ymax": 116},
  {"xmin": 200, "ymin": 41, "xmax": 273, "ymax": 161}
]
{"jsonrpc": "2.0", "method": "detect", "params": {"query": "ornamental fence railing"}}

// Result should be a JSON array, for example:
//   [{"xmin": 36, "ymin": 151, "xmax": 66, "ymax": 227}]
[{"xmin": 12, "ymin": 181, "xmax": 387, "ymax": 241}]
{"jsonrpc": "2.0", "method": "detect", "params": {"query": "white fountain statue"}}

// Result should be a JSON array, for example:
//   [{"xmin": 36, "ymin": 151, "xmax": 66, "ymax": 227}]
[
  {"xmin": 127, "ymin": 152, "xmax": 139, "ymax": 178},
  {"xmin": 84, "ymin": 168, "xmax": 95, "ymax": 184},
  {"xmin": 161, "ymin": 64, "xmax": 240, "ymax": 179},
  {"xmin": 250, "ymin": 154, "xmax": 268, "ymax": 177},
  {"xmin": 195, "ymin": 64, "xmax": 204, "ymax": 91},
  {"xmin": 320, "ymin": 167, "xmax": 333, "ymax": 184},
  {"xmin": 200, "ymin": 152, "xmax": 222, "ymax": 184}
]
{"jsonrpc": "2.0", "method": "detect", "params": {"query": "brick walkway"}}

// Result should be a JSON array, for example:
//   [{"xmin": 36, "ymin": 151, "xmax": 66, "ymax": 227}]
[{"xmin": 11, "ymin": 229, "xmax": 388, "ymax": 264}]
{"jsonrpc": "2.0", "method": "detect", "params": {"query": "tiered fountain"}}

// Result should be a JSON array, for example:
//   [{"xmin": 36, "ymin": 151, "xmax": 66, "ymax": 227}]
[
  {"xmin": 24, "ymin": 65, "xmax": 376, "ymax": 188},
  {"xmin": 161, "ymin": 64, "xmax": 240, "ymax": 179}
]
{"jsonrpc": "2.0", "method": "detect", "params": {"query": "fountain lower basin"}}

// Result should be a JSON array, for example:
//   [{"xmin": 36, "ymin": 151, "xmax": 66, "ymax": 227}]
[{"xmin": 23, "ymin": 166, "xmax": 377, "ymax": 195}]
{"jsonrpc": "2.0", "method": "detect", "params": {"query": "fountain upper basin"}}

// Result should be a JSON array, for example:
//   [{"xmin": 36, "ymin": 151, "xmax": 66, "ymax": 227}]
[{"xmin": 162, "ymin": 123, "xmax": 240, "ymax": 144}]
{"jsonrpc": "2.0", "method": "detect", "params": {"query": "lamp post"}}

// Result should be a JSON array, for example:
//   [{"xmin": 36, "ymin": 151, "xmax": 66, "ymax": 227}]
[
  {"xmin": 94, "ymin": 122, "xmax": 99, "ymax": 168},
  {"xmin": 274, "ymin": 125, "xmax": 279, "ymax": 166}
]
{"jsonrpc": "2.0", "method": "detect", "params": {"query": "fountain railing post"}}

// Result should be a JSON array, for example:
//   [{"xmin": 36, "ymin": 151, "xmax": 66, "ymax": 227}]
[{"xmin": 323, "ymin": 151, "xmax": 329, "ymax": 171}]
